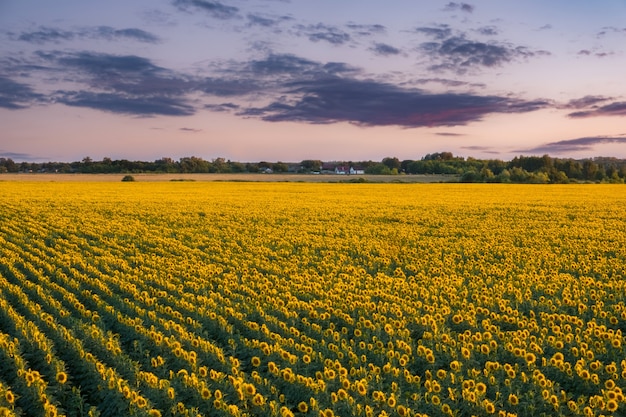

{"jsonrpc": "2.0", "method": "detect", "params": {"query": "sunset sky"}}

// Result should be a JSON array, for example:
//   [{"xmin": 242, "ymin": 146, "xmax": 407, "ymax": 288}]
[{"xmin": 2, "ymin": 0, "xmax": 626, "ymax": 163}]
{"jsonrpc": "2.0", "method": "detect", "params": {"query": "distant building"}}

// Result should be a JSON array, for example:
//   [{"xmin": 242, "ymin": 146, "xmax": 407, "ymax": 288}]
[{"xmin": 320, "ymin": 163, "xmax": 364, "ymax": 175}]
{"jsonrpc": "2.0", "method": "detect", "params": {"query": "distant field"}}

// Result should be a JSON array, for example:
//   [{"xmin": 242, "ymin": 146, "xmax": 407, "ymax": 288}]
[
  {"xmin": 0, "ymin": 182, "xmax": 624, "ymax": 417},
  {"xmin": 0, "ymin": 172, "xmax": 458, "ymax": 183}
]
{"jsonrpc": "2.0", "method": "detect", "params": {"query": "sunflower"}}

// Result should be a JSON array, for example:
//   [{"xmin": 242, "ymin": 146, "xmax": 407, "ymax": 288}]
[
  {"xmin": 606, "ymin": 400, "xmax": 618, "ymax": 412},
  {"xmin": 5, "ymin": 391, "xmax": 15, "ymax": 405},
  {"xmin": 252, "ymin": 393, "xmax": 265, "ymax": 406},
  {"xmin": 200, "ymin": 388, "xmax": 211, "ymax": 400},
  {"xmin": 56, "ymin": 372, "xmax": 68, "ymax": 385},
  {"xmin": 136, "ymin": 396, "xmax": 148, "ymax": 408}
]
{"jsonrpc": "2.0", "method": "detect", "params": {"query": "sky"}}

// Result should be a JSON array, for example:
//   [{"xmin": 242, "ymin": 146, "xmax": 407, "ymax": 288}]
[{"xmin": 1, "ymin": 0, "xmax": 626, "ymax": 163}]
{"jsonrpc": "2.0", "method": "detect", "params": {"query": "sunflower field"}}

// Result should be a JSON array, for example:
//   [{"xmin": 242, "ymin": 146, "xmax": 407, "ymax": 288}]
[{"xmin": 0, "ymin": 181, "xmax": 624, "ymax": 417}]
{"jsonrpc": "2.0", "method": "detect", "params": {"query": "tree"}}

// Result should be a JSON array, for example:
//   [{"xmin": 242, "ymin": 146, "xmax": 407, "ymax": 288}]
[
  {"xmin": 382, "ymin": 157, "xmax": 401, "ymax": 171},
  {"xmin": 365, "ymin": 163, "xmax": 392, "ymax": 175},
  {"xmin": 300, "ymin": 160, "xmax": 323, "ymax": 172},
  {"xmin": 582, "ymin": 160, "xmax": 598, "ymax": 181},
  {"xmin": 271, "ymin": 162, "xmax": 289, "ymax": 173}
]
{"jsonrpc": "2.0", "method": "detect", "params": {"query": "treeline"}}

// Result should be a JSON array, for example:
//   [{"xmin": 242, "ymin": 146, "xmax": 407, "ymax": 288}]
[{"xmin": 1, "ymin": 153, "xmax": 626, "ymax": 183}]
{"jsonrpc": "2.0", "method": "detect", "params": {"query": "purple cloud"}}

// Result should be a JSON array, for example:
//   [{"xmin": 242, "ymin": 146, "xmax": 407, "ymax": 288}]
[
  {"xmin": 369, "ymin": 43, "xmax": 402, "ymax": 56},
  {"xmin": 0, "ymin": 76, "xmax": 43, "ymax": 109},
  {"xmin": 172, "ymin": 0, "xmax": 240, "ymax": 19},
  {"xmin": 295, "ymin": 23, "xmax": 351, "ymax": 45},
  {"xmin": 416, "ymin": 26, "xmax": 550, "ymax": 74},
  {"xmin": 444, "ymin": 2, "xmax": 475, "ymax": 13},
  {"xmin": 517, "ymin": 136, "xmax": 626, "ymax": 154},
  {"xmin": 240, "ymin": 76, "xmax": 547, "ymax": 128},
  {"xmin": 568, "ymin": 101, "xmax": 626, "ymax": 118}
]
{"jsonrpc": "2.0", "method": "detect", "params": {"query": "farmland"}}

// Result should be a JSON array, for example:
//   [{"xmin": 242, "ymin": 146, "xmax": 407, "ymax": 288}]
[{"xmin": 0, "ymin": 182, "xmax": 625, "ymax": 417}]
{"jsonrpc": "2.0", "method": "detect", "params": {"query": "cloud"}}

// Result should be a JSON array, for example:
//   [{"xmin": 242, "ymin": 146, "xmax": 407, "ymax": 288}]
[
  {"xmin": 90, "ymin": 26, "xmax": 160, "ymax": 43},
  {"xmin": 517, "ymin": 136, "xmax": 626, "ymax": 154},
  {"xmin": 54, "ymin": 91, "xmax": 195, "ymax": 116},
  {"xmin": 414, "ymin": 25, "xmax": 452, "ymax": 40},
  {"xmin": 32, "ymin": 51, "xmax": 197, "ymax": 116},
  {"xmin": 597, "ymin": 26, "xmax": 626, "ymax": 37},
  {"xmin": 246, "ymin": 13, "xmax": 292, "ymax": 28},
  {"xmin": 197, "ymin": 53, "xmax": 359, "ymax": 98},
  {"xmin": 437, "ymin": 132, "xmax": 466, "ymax": 136},
  {"xmin": 204, "ymin": 102, "xmax": 239, "ymax": 112},
  {"xmin": 239, "ymin": 76, "xmax": 547, "ymax": 128},
  {"xmin": 180, "ymin": 127, "xmax": 202, "ymax": 132},
  {"xmin": 369, "ymin": 43, "xmax": 402, "ymax": 56},
  {"xmin": 444, "ymin": 2, "xmax": 475, "ymax": 13},
  {"xmin": 461, "ymin": 145, "xmax": 500, "ymax": 154},
  {"xmin": 475, "ymin": 26, "xmax": 499, "ymax": 36},
  {"xmin": 0, "ymin": 151, "xmax": 42, "ymax": 160},
  {"xmin": 0, "ymin": 76, "xmax": 43, "ymax": 109},
  {"xmin": 16, "ymin": 27, "xmax": 74, "ymax": 43},
  {"xmin": 243, "ymin": 53, "xmax": 359, "ymax": 79},
  {"xmin": 577, "ymin": 48, "xmax": 613, "ymax": 58},
  {"xmin": 172, "ymin": 0, "xmax": 240, "ymax": 19},
  {"xmin": 563, "ymin": 95, "xmax": 612, "ymax": 109},
  {"xmin": 295, "ymin": 23, "xmax": 351, "ymax": 45},
  {"xmin": 567, "ymin": 101, "xmax": 626, "ymax": 118},
  {"xmin": 346, "ymin": 23, "xmax": 386, "ymax": 36},
  {"xmin": 416, "ymin": 28, "xmax": 550, "ymax": 73},
  {"xmin": 41, "ymin": 51, "xmax": 196, "ymax": 95},
  {"xmin": 13, "ymin": 26, "xmax": 160, "ymax": 44}
]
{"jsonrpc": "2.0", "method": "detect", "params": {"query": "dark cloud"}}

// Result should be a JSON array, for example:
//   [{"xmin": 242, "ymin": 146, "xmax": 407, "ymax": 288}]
[
  {"xmin": 180, "ymin": 127, "xmax": 202, "ymax": 132},
  {"xmin": 346, "ymin": 23, "xmax": 386, "ymax": 36},
  {"xmin": 568, "ymin": 101, "xmax": 626, "ymax": 118},
  {"xmin": 577, "ymin": 49, "xmax": 613, "ymax": 58},
  {"xmin": 199, "ymin": 77, "xmax": 262, "ymax": 96},
  {"xmin": 369, "ymin": 43, "xmax": 402, "ymax": 56},
  {"xmin": 246, "ymin": 13, "xmax": 291, "ymax": 28},
  {"xmin": 444, "ymin": 2, "xmax": 475, "ymax": 13},
  {"xmin": 475, "ymin": 26, "xmax": 499, "ymax": 36},
  {"xmin": 32, "ymin": 51, "xmax": 197, "ymax": 116},
  {"xmin": 244, "ymin": 53, "xmax": 358, "ymax": 78},
  {"xmin": 0, "ymin": 76, "xmax": 43, "ymax": 109},
  {"xmin": 0, "ymin": 151, "xmax": 40, "ymax": 160},
  {"xmin": 13, "ymin": 26, "xmax": 160, "ymax": 44},
  {"xmin": 295, "ymin": 23, "xmax": 351, "ymax": 45},
  {"xmin": 517, "ymin": 136, "xmax": 626, "ymax": 154},
  {"xmin": 54, "ymin": 91, "xmax": 195, "ymax": 116},
  {"xmin": 414, "ymin": 25, "xmax": 452, "ymax": 40},
  {"xmin": 199, "ymin": 54, "xmax": 358, "ymax": 97},
  {"xmin": 597, "ymin": 26, "xmax": 626, "ymax": 37},
  {"xmin": 417, "ymin": 29, "xmax": 550, "ymax": 73},
  {"xmin": 461, "ymin": 145, "xmax": 500, "ymax": 154},
  {"xmin": 17, "ymin": 27, "xmax": 74, "ymax": 43},
  {"xmin": 239, "ymin": 76, "xmax": 546, "ymax": 128},
  {"xmin": 436, "ymin": 132, "xmax": 466, "ymax": 136},
  {"xmin": 204, "ymin": 102, "xmax": 239, "ymax": 112},
  {"xmin": 563, "ymin": 95, "xmax": 612, "ymax": 109},
  {"xmin": 172, "ymin": 0, "xmax": 240, "ymax": 19},
  {"xmin": 90, "ymin": 27, "xmax": 160, "ymax": 43},
  {"xmin": 39, "ymin": 51, "xmax": 196, "ymax": 96}
]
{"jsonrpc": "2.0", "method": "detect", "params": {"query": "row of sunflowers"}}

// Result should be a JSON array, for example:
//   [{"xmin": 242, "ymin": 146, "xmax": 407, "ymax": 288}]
[{"xmin": 0, "ymin": 182, "xmax": 624, "ymax": 417}]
